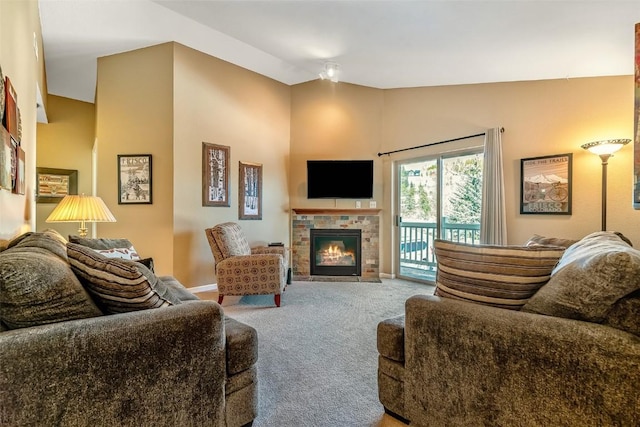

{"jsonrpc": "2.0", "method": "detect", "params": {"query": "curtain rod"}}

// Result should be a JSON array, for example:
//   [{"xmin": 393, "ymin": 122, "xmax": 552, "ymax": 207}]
[{"xmin": 377, "ymin": 127, "xmax": 505, "ymax": 157}]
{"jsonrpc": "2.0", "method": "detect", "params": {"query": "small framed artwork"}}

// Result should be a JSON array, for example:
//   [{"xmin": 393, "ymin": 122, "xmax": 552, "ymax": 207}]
[
  {"xmin": 36, "ymin": 167, "xmax": 78, "ymax": 203},
  {"xmin": 0, "ymin": 127, "xmax": 10, "ymax": 191},
  {"xmin": 202, "ymin": 142, "xmax": 230, "ymax": 207},
  {"xmin": 521, "ymin": 153, "xmax": 572, "ymax": 215},
  {"xmin": 14, "ymin": 146, "xmax": 25, "ymax": 195},
  {"xmin": 118, "ymin": 154, "xmax": 152, "ymax": 204},
  {"xmin": 239, "ymin": 161, "xmax": 262, "ymax": 220}
]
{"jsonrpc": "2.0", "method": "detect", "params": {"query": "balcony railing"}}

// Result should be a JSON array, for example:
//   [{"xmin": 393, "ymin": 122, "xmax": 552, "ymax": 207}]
[{"xmin": 399, "ymin": 219, "xmax": 480, "ymax": 280}]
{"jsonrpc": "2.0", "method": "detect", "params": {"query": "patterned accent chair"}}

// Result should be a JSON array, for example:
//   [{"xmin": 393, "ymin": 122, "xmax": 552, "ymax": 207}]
[{"xmin": 205, "ymin": 222, "xmax": 290, "ymax": 307}]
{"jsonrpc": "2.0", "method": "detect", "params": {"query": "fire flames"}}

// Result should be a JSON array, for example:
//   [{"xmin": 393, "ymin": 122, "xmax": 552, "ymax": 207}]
[{"xmin": 317, "ymin": 244, "xmax": 355, "ymax": 266}]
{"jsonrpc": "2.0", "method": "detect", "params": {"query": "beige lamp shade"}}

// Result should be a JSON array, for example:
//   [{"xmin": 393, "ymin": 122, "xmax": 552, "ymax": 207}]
[
  {"xmin": 46, "ymin": 194, "xmax": 116, "ymax": 237},
  {"xmin": 581, "ymin": 139, "xmax": 631, "ymax": 158}
]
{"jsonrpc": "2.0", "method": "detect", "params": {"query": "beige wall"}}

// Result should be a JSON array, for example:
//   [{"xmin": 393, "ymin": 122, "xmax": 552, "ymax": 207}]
[
  {"xmin": 93, "ymin": 42, "xmax": 291, "ymax": 287},
  {"xmin": 0, "ymin": 0, "xmax": 45, "ymax": 239},
  {"xmin": 36, "ymin": 95, "xmax": 95, "ymax": 237},
  {"xmin": 95, "ymin": 43, "xmax": 175, "ymax": 276},
  {"xmin": 173, "ymin": 44, "xmax": 291, "ymax": 287},
  {"xmin": 290, "ymin": 81, "xmax": 384, "ymax": 209},
  {"xmin": 291, "ymin": 76, "xmax": 638, "ymax": 276}
]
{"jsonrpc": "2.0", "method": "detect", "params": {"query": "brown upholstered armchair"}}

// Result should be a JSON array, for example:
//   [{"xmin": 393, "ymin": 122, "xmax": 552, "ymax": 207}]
[{"xmin": 205, "ymin": 222, "xmax": 290, "ymax": 307}]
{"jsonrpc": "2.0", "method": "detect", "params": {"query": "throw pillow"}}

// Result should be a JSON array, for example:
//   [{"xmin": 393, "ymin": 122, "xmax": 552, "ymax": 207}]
[
  {"xmin": 524, "ymin": 234, "xmax": 578, "ymax": 249},
  {"xmin": 433, "ymin": 239, "xmax": 565, "ymax": 310},
  {"xmin": 0, "ymin": 247, "xmax": 102, "ymax": 329},
  {"xmin": 92, "ymin": 245, "xmax": 140, "ymax": 260},
  {"xmin": 68, "ymin": 235, "xmax": 135, "ymax": 251},
  {"xmin": 522, "ymin": 231, "xmax": 640, "ymax": 325},
  {"xmin": 136, "ymin": 257, "xmax": 155, "ymax": 272},
  {"xmin": 67, "ymin": 243, "xmax": 173, "ymax": 314}
]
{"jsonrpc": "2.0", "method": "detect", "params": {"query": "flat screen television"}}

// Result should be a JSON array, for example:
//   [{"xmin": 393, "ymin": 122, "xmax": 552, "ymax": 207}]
[{"xmin": 307, "ymin": 160, "xmax": 374, "ymax": 199}]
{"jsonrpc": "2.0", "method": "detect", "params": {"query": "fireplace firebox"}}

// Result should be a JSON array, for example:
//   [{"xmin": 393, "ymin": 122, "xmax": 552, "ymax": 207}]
[{"xmin": 310, "ymin": 228, "xmax": 362, "ymax": 276}]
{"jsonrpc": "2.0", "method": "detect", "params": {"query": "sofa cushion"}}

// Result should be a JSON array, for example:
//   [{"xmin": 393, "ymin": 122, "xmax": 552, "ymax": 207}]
[
  {"xmin": 224, "ymin": 316, "xmax": 258, "ymax": 375},
  {"xmin": 67, "ymin": 242, "xmax": 174, "ymax": 313},
  {"xmin": 377, "ymin": 315, "xmax": 405, "ymax": 362},
  {"xmin": 8, "ymin": 231, "xmax": 69, "ymax": 261},
  {"xmin": 433, "ymin": 239, "xmax": 565, "ymax": 310},
  {"xmin": 0, "ymin": 246, "xmax": 102, "ymax": 329},
  {"xmin": 522, "ymin": 231, "xmax": 640, "ymax": 330}
]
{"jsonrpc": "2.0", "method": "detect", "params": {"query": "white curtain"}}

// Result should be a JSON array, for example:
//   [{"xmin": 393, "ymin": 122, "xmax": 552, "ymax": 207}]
[{"xmin": 480, "ymin": 127, "xmax": 507, "ymax": 245}]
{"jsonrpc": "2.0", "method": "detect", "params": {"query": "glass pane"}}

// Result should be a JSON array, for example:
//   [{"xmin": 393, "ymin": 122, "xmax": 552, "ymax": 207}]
[
  {"xmin": 441, "ymin": 153, "xmax": 483, "ymax": 244},
  {"xmin": 399, "ymin": 159, "xmax": 438, "ymax": 281}
]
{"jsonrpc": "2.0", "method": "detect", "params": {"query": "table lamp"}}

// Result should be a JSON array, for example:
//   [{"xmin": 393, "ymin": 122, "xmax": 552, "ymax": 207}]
[{"xmin": 46, "ymin": 194, "xmax": 116, "ymax": 237}]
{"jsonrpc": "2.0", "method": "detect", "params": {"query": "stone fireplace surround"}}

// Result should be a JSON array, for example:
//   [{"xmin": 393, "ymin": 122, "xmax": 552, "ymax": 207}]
[{"xmin": 291, "ymin": 209, "xmax": 380, "ymax": 279}]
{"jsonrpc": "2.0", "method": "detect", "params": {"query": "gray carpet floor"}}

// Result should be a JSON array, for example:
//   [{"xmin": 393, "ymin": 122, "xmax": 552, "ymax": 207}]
[{"xmin": 222, "ymin": 279, "xmax": 434, "ymax": 427}]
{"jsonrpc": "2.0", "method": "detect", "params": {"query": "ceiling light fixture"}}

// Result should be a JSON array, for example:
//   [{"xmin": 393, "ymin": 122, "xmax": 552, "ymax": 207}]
[{"xmin": 319, "ymin": 61, "xmax": 340, "ymax": 83}]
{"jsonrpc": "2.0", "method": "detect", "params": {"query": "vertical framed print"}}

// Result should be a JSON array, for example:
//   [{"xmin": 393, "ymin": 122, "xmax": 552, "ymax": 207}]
[
  {"xmin": 202, "ymin": 142, "xmax": 230, "ymax": 207},
  {"xmin": 0, "ymin": 127, "xmax": 10, "ymax": 191},
  {"xmin": 118, "ymin": 154, "xmax": 152, "ymax": 204},
  {"xmin": 520, "ymin": 153, "xmax": 572, "ymax": 215},
  {"xmin": 239, "ymin": 161, "xmax": 262, "ymax": 220},
  {"xmin": 15, "ymin": 146, "xmax": 25, "ymax": 195}
]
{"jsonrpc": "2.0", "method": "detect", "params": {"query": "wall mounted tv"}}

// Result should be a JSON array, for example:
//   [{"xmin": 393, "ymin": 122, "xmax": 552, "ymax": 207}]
[{"xmin": 307, "ymin": 160, "xmax": 374, "ymax": 199}]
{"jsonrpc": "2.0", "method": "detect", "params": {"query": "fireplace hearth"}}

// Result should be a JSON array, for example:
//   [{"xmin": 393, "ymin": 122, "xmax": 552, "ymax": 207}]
[{"xmin": 310, "ymin": 228, "xmax": 362, "ymax": 276}]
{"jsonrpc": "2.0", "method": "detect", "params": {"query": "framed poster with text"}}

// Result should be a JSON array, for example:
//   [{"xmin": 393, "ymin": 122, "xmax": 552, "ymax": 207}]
[{"xmin": 520, "ymin": 153, "xmax": 572, "ymax": 215}]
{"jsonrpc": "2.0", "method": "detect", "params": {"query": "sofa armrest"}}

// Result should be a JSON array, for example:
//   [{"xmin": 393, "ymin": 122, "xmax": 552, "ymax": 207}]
[
  {"xmin": 0, "ymin": 301, "xmax": 226, "ymax": 427},
  {"xmin": 404, "ymin": 294, "xmax": 640, "ymax": 427}
]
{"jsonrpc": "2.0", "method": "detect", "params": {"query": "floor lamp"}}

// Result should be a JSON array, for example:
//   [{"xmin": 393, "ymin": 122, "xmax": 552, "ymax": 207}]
[
  {"xmin": 46, "ymin": 194, "xmax": 116, "ymax": 237},
  {"xmin": 580, "ymin": 139, "xmax": 630, "ymax": 231}
]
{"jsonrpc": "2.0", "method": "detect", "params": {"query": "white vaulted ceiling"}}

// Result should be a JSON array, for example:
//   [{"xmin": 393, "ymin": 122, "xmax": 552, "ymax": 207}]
[{"xmin": 39, "ymin": 0, "xmax": 640, "ymax": 104}]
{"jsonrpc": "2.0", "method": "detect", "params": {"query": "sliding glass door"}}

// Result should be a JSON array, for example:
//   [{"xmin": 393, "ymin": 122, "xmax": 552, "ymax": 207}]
[{"xmin": 397, "ymin": 150, "xmax": 483, "ymax": 283}]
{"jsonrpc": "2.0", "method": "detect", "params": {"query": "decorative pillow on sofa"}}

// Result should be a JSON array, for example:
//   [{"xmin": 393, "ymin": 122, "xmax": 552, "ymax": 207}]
[
  {"xmin": 0, "ymin": 244, "xmax": 102, "ymax": 329},
  {"xmin": 522, "ymin": 231, "xmax": 640, "ymax": 328},
  {"xmin": 68, "ymin": 235, "xmax": 135, "ymax": 250},
  {"xmin": 68, "ymin": 235, "xmax": 155, "ymax": 271},
  {"xmin": 524, "ymin": 234, "xmax": 578, "ymax": 249},
  {"xmin": 433, "ymin": 239, "xmax": 566, "ymax": 310},
  {"xmin": 67, "ymin": 243, "xmax": 174, "ymax": 314},
  {"xmin": 92, "ymin": 245, "xmax": 140, "ymax": 260}
]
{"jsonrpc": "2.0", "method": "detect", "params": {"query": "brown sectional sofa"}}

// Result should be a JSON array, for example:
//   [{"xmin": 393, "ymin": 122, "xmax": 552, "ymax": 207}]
[
  {"xmin": 378, "ymin": 231, "xmax": 640, "ymax": 426},
  {"xmin": 0, "ymin": 230, "xmax": 257, "ymax": 427}
]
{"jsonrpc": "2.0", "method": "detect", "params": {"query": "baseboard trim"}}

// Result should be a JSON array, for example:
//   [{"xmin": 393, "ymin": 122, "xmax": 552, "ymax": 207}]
[
  {"xmin": 379, "ymin": 272, "xmax": 396, "ymax": 279},
  {"xmin": 188, "ymin": 283, "xmax": 218, "ymax": 294}
]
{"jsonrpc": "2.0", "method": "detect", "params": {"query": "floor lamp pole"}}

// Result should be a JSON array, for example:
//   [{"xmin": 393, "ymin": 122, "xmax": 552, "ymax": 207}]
[{"xmin": 600, "ymin": 154, "xmax": 610, "ymax": 232}]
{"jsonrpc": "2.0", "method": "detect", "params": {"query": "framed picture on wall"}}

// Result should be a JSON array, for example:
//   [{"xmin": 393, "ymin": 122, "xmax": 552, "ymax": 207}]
[
  {"xmin": 14, "ymin": 146, "xmax": 25, "ymax": 195},
  {"xmin": 35, "ymin": 167, "xmax": 78, "ymax": 203},
  {"xmin": 239, "ymin": 161, "xmax": 262, "ymax": 220},
  {"xmin": 202, "ymin": 142, "xmax": 230, "ymax": 207},
  {"xmin": 118, "ymin": 154, "xmax": 152, "ymax": 204},
  {"xmin": 520, "ymin": 153, "xmax": 572, "ymax": 215},
  {"xmin": 0, "ymin": 127, "xmax": 10, "ymax": 191}
]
